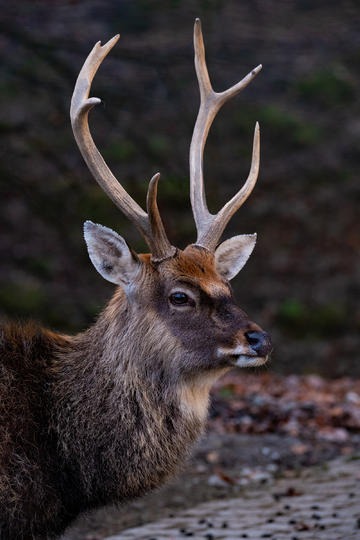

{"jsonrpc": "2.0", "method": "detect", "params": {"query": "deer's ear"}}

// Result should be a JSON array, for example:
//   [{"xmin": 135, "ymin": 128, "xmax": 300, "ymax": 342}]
[
  {"xmin": 83, "ymin": 221, "xmax": 139, "ymax": 286},
  {"xmin": 215, "ymin": 234, "xmax": 257, "ymax": 280}
]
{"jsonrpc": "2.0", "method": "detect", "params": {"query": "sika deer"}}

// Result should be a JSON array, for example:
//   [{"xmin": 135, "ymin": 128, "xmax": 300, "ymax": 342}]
[{"xmin": 0, "ymin": 20, "xmax": 271, "ymax": 540}]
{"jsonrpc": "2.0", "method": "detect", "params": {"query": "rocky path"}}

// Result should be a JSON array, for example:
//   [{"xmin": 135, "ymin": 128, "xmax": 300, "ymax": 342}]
[{"xmin": 104, "ymin": 456, "xmax": 360, "ymax": 540}]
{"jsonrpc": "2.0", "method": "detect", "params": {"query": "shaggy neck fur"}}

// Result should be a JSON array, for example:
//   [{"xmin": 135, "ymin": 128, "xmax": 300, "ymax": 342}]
[
  {"xmin": 0, "ymin": 291, "xmax": 211, "ymax": 540},
  {"xmin": 51, "ymin": 290, "xmax": 205, "ymax": 510}
]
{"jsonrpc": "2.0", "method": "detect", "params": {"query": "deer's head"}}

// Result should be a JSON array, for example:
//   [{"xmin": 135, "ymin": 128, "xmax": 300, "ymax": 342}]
[{"xmin": 71, "ymin": 20, "xmax": 272, "ymax": 377}]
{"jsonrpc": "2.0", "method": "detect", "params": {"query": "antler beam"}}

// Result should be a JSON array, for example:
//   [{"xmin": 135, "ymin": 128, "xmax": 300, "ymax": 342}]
[
  {"xmin": 71, "ymin": 36, "xmax": 175, "ymax": 261},
  {"xmin": 190, "ymin": 18, "xmax": 261, "ymax": 251}
]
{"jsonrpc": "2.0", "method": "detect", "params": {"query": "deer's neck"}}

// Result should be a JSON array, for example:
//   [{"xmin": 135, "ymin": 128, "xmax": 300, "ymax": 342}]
[{"xmin": 52, "ymin": 290, "xmax": 205, "ymax": 506}]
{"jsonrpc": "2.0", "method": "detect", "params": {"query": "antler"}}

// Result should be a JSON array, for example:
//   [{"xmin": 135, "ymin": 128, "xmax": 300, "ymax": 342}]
[
  {"xmin": 190, "ymin": 19, "xmax": 261, "ymax": 251},
  {"xmin": 71, "ymin": 36, "xmax": 175, "ymax": 261}
]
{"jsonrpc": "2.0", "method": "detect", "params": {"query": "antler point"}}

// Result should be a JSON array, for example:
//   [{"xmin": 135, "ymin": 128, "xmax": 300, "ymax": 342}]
[
  {"xmin": 151, "ymin": 172, "xmax": 161, "ymax": 181},
  {"xmin": 194, "ymin": 18, "xmax": 202, "ymax": 35},
  {"xmin": 251, "ymin": 65, "xmax": 262, "ymax": 76},
  {"xmin": 100, "ymin": 34, "xmax": 120, "ymax": 51}
]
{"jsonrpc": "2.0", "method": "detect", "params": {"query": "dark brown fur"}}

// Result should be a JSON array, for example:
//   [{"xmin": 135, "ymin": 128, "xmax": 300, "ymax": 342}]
[{"xmin": 0, "ymin": 247, "xmax": 263, "ymax": 539}]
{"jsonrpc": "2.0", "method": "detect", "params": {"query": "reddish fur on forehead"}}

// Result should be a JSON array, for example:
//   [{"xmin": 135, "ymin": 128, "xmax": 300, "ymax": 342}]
[
  {"xmin": 138, "ymin": 246, "xmax": 216, "ymax": 278},
  {"xmin": 144, "ymin": 245, "xmax": 230, "ymax": 296},
  {"xmin": 173, "ymin": 246, "xmax": 216, "ymax": 277},
  {"xmin": 138, "ymin": 246, "xmax": 230, "ymax": 296}
]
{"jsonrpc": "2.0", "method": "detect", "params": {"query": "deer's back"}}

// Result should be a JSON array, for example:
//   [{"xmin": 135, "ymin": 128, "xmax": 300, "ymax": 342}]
[{"xmin": 0, "ymin": 322, "xmax": 71, "ymax": 539}]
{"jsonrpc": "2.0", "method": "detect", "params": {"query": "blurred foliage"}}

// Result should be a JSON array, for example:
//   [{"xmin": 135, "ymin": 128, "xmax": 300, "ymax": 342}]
[
  {"xmin": 0, "ymin": 283, "xmax": 47, "ymax": 318},
  {"xmin": 235, "ymin": 104, "xmax": 322, "ymax": 148},
  {"xmin": 296, "ymin": 68, "xmax": 355, "ymax": 108},
  {"xmin": 0, "ymin": 0, "xmax": 359, "ymax": 375},
  {"xmin": 103, "ymin": 140, "xmax": 137, "ymax": 162},
  {"xmin": 277, "ymin": 299, "xmax": 348, "ymax": 339}
]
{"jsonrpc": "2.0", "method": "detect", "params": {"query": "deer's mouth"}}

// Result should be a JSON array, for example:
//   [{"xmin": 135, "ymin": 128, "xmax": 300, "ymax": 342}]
[
  {"xmin": 229, "ymin": 353, "xmax": 268, "ymax": 368},
  {"xmin": 217, "ymin": 337, "xmax": 271, "ymax": 368},
  {"xmin": 217, "ymin": 346, "xmax": 268, "ymax": 368}
]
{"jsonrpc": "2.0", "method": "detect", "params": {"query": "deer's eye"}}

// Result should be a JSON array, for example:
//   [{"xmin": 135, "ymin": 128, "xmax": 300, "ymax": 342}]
[{"xmin": 169, "ymin": 292, "xmax": 190, "ymax": 306}]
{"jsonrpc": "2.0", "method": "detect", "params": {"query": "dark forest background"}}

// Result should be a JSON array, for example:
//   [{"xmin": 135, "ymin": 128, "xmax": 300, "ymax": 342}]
[{"xmin": 0, "ymin": 0, "xmax": 359, "ymax": 376}]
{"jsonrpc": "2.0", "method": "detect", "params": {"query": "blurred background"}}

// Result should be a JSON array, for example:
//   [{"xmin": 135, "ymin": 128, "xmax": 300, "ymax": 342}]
[{"xmin": 0, "ymin": 0, "xmax": 359, "ymax": 376}]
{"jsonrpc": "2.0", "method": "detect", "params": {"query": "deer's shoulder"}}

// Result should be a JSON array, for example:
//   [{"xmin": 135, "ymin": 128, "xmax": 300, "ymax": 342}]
[{"xmin": 0, "ymin": 320, "xmax": 69, "ymax": 372}]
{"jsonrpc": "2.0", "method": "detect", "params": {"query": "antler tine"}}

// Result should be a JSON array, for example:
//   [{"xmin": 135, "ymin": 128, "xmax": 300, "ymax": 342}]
[
  {"xmin": 71, "ymin": 36, "xmax": 174, "ymax": 260},
  {"xmin": 198, "ymin": 123, "xmax": 260, "ymax": 250},
  {"xmin": 147, "ymin": 173, "xmax": 176, "ymax": 261},
  {"xmin": 190, "ymin": 18, "xmax": 262, "ymax": 251}
]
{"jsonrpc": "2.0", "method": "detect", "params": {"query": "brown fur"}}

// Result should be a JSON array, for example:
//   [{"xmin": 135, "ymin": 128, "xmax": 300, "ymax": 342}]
[{"xmin": 0, "ymin": 247, "xmax": 266, "ymax": 539}]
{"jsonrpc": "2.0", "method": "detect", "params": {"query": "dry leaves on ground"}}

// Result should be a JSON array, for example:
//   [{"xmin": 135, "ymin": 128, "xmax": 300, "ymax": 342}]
[{"xmin": 210, "ymin": 374, "xmax": 360, "ymax": 444}]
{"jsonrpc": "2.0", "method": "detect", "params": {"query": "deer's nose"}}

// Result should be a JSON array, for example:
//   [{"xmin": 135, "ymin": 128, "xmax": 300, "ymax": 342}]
[{"xmin": 245, "ymin": 331, "xmax": 272, "ymax": 357}]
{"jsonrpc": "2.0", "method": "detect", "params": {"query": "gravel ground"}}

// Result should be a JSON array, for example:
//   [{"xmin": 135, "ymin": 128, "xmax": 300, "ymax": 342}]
[
  {"xmin": 103, "ymin": 454, "xmax": 360, "ymax": 539},
  {"xmin": 62, "ymin": 433, "xmax": 360, "ymax": 540}
]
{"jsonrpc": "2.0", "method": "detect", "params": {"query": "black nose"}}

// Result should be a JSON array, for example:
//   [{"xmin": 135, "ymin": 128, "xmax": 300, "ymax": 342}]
[{"xmin": 245, "ymin": 331, "xmax": 272, "ymax": 357}]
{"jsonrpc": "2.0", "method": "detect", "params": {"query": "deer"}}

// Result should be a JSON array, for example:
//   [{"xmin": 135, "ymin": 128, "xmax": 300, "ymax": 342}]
[{"xmin": 0, "ymin": 19, "xmax": 271, "ymax": 540}]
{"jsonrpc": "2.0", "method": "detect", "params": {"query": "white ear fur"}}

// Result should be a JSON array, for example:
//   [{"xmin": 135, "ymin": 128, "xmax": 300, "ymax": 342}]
[
  {"xmin": 83, "ymin": 221, "xmax": 139, "ymax": 286},
  {"xmin": 215, "ymin": 234, "xmax": 257, "ymax": 280}
]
